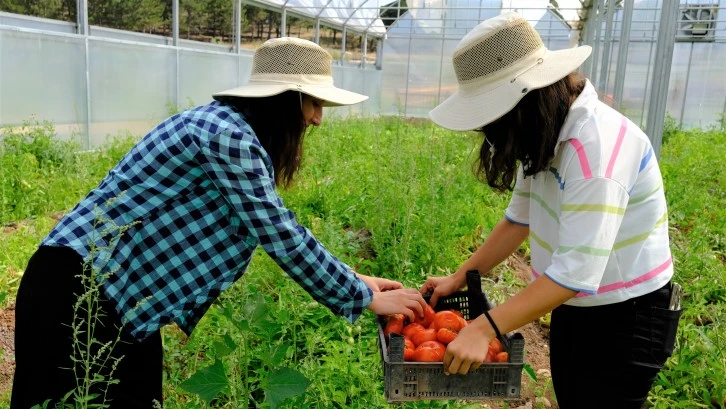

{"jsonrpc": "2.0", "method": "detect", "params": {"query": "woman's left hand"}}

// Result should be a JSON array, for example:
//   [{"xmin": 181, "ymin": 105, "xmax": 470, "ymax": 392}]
[
  {"xmin": 354, "ymin": 271, "xmax": 403, "ymax": 292},
  {"xmin": 443, "ymin": 319, "xmax": 492, "ymax": 375}
]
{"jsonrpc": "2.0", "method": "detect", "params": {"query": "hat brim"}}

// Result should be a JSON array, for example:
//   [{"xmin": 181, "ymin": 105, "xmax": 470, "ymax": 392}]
[
  {"xmin": 429, "ymin": 46, "xmax": 592, "ymax": 131},
  {"xmin": 213, "ymin": 82, "xmax": 368, "ymax": 107}
]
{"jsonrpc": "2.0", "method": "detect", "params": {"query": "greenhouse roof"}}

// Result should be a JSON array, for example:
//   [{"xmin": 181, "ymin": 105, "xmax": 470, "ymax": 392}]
[{"xmin": 246, "ymin": 0, "xmax": 388, "ymax": 37}]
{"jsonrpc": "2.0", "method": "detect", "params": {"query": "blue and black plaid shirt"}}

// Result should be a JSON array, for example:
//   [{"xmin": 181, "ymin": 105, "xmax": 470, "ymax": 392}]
[{"xmin": 42, "ymin": 101, "xmax": 373, "ymax": 341}]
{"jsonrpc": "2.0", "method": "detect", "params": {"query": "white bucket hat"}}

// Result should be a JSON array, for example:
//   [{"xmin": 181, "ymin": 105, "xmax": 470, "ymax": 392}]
[
  {"xmin": 429, "ymin": 12, "xmax": 592, "ymax": 131},
  {"xmin": 213, "ymin": 37, "xmax": 367, "ymax": 107}
]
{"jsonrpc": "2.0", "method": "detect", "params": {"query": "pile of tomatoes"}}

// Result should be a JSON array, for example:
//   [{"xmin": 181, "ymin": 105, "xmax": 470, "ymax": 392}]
[{"xmin": 383, "ymin": 305, "xmax": 509, "ymax": 363}]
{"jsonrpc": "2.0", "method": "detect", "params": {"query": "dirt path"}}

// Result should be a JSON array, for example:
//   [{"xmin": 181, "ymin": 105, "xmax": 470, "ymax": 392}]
[{"xmin": 0, "ymin": 304, "xmax": 15, "ymax": 395}]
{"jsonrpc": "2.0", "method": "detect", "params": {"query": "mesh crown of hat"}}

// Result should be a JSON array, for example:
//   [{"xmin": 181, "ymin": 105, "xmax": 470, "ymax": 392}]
[
  {"xmin": 453, "ymin": 18, "xmax": 544, "ymax": 83},
  {"xmin": 252, "ymin": 39, "xmax": 333, "ymax": 77}
]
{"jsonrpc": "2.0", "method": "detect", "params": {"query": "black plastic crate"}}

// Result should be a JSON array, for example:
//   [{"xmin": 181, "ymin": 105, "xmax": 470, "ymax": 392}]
[{"xmin": 377, "ymin": 272, "xmax": 525, "ymax": 403}]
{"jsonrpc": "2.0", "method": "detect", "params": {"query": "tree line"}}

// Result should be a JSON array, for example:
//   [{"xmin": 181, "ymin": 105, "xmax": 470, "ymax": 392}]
[{"xmin": 0, "ymin": 0, "xmax": 382, "ymax": 52}]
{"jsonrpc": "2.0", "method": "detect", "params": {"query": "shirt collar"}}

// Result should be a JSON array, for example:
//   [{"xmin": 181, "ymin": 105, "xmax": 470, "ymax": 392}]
[{"xmin": 556, "ymin": 79, "xmax": 599, "ymax": 145}]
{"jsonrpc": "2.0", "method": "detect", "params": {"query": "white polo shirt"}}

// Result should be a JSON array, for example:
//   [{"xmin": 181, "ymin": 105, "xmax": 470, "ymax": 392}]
[{"xmin": 505, "ymin": 80, "xmax": 673, "ymax": 306}]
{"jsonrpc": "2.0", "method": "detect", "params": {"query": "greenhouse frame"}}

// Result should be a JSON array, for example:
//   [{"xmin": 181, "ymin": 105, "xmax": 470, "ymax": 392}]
[{"xmin": 1, "ymin": 0, "xmax": 725, "ymax": 155}]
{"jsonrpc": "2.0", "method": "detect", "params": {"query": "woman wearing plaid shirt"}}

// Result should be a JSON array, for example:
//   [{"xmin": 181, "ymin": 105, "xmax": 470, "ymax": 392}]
[{"xmin": 11, "ymin": 38, "xmax": 426, "ymax": 408}]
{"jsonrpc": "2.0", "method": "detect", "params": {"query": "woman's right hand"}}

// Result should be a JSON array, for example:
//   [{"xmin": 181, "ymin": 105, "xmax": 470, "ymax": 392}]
[
  {"xmin": 368, "ymin": 289, "xmax": 427, "ymax": 322},
  {"xmin": 419, "ymin": 273, "xmax": 466, "ymax": 307}
]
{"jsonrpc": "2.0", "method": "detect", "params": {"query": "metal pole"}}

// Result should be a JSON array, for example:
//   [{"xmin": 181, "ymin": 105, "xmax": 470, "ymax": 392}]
[
  {"xmin": 173, "ymin": 0, "xmax": 180, "ymax": 108},
  {"xmin": 361, "ymin": 32, "xmax": 368, "ymax": 68},
  {"xmin": 314, "ymin": 0, "xmax": 335, "ymax": 44},
  {"xmin": 640, "ymin": 40, "xmax": 654, "ymax": 128},
  {"xmin": 341, "ymin": 26, "xmax": 347, "ymax": 64},
  {"xmin": 233, "ymin": 0, "xmax": 241, "ymax": 52},
  {"xmin": 375, "ymin": 37, "xmax": 384, "ymax": 70},
  {"xmin": 645, "ymin": 0, "xmax": 679, "ymax": 158},
  {"xmin": 76, "ymin": 0, "xmax": 88, "ymax": 35},
  {"xmin": 403, "ymin": 3, "xmax": 414, "ymax": 116},
  {"xmin": 78, "ymin": 0, "xmax": 91, "ymax": 148},
  {"xmin": 281, "ymin": 7, "xmax": 287, "ymax": 37},
  {"xmin": 589, "ymin": 0, "xmax": 604, "ymax": 87},
  {"xmin": 613, "ymin": 0, "xmax": 633, "ymax": 107},
  {"xmin": 172, "ymin": 0, "xmax": 179, "ymax": 46},
  {"xmin": 436, "ymin": 3, "xmax": 447, "ymax": 107},
  {"xmin": 314, "ymin": 19, "xmax": 320, "ymax": 43},
  {"xmin": 599, "ymin": 0, "xmax": 616, "ymax": 92},
  {"xmin": 581, "ymin": 1, "xmax": 596, "ymax": 74},
  {"xmin": 678, "ymin": 42, "xmax": 694, "ymax": 128}
]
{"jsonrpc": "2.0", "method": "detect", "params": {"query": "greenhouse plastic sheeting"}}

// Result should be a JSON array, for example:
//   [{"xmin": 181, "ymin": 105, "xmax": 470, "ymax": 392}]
[
  {"xmin": 252, "ymin": 0, "xmax": 387, "ymax": 35},
  {"xmin": 381, "ymin": 0, "xmax": 572, "ymax": 116}
]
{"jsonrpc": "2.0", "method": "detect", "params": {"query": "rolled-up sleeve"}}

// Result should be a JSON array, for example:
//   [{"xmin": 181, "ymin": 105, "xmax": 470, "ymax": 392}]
[
  {"xmin": 505, "ymin": 167, "xmax": 532, "ymax": 226},
  {"xmin": 197, "ymin": 126, "xmax": 373, "ymax": 322}
]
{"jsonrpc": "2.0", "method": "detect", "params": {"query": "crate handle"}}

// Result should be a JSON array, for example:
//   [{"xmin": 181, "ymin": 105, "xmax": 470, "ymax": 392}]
[
  {"xmin": 466, "ymin": 270, "xmax": 487, "ymax": 319},
  {"xmin": 466, "ymin": 270, "xmax": 510, "ymax": 351}
]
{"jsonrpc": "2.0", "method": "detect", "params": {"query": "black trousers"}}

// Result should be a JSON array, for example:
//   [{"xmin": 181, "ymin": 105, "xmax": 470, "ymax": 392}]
[
  {"xmin": 550, "ymin": 283, "xmax": 682, "ymax": 409},
  {"xmin": 11, "ymin": 246, "xmax": 163, "ymax": 409}
]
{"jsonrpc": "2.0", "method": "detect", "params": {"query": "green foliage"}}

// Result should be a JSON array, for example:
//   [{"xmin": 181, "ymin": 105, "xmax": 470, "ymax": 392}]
[
  {"xmin": 1, "ymin": 118, "xmax": 724, "ymax": 408},
  {"xmin": 651, "ymin": 127, "xmax": 726, "ymax": 408},
  {"xmin": 0, "ymin": 119, "xmax": 137, "ymax": 225},
  {"xmin": 179, "ymin": 359, "xmax": 229, "ymax": 402},
  {"xmin": 662, "ymin": 113, "xmax": 682, "ymax": 145}
]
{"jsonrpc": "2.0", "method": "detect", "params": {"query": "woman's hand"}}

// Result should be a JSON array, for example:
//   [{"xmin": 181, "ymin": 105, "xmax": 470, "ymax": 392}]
[
  {"xmin": 419, "ymin": 273, "xmax": 466, "ymax": 307},
  {"xmin": 355, "ymin": 272, "xmax": 403, "ymax": 292},
  {"xmin": 367, "ymin": 289, "xmax": 427, "ymax": 322},
  {"xmin": 442, "ymin": 317, "xmax": 495, "ymax": 374}
]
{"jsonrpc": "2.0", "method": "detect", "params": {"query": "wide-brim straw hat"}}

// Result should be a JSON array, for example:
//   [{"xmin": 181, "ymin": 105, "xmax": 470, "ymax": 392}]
[
  {"xmin": 430, "ymin": 12, "xmax": 592, "ymax": 131},
  {"xmin": 213, "ymin": 37, "xmax": 367, "ymax": 107}
]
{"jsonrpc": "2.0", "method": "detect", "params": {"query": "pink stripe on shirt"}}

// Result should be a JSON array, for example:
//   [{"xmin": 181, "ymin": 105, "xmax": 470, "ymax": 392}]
[
  {"xmin": 605, "ymin": 116, "xmax": 628, "ymax": 178},
  {"xmin": 568, "ymin": 139, "xmax": 592, "ymax": 179},
  {"xmin": 531, "ymin": 256, "xmax": 673, "ymax": 298}
]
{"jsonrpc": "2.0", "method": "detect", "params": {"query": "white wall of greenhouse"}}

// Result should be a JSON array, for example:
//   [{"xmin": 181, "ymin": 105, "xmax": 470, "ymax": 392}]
[
  {"xmin": 0, "ymin": 6, "xmax": 383, "ymax": 148},
  {"xmin": 2, "ymin": 0, "xmax": 726, "ymax": 149},
  {"xmin": 381, "ymin": 0, "xmax": 726, "ymax": 130}
]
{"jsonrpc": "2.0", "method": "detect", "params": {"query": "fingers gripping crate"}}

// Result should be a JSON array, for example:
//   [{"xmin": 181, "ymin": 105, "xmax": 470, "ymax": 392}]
[{"xmin": 377, "ymin": 272, "xmax": 525, "ymax": 403}]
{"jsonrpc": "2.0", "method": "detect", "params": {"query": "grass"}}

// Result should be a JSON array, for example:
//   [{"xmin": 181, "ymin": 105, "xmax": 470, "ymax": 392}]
[{"xmin": 0, "ymin": 116, "xmax": 724, "ymax": 408}]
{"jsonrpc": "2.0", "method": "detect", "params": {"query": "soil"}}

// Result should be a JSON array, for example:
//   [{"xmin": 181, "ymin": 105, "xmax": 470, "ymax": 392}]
[{"xmin": 0, "ymin": 304, "xmax": 15, "ymax": 395}]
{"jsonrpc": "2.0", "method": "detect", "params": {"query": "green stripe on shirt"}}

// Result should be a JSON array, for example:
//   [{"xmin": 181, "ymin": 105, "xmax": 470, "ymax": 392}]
[
  {"xmin": 516, "ymin": 191, "xmax": 559, "ymax": 222},
  {"xmin": 629, "ymin": 182, "xmax": 663, "ymax": 205},
  {"xmin": 613, "ymin": 211, "xmax": 668, "ymax": 250},
  {"xmin": 561, "ymin": 203, "xmax": 626, "ymax": 215},
  {"xmin": 559, "ymin": 245, "xmax": 612, "ymax": 257}
]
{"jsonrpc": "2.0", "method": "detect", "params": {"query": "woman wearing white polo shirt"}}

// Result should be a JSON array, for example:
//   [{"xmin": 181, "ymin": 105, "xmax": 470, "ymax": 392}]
[{"xmin": 420, "ymin": 12, "xmax": 682, "ymax": 408}]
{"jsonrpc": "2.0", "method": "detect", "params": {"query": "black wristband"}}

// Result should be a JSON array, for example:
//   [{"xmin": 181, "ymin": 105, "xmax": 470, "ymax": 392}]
[{"xmin": 482, "ymin": 309, "xmax": 502, "ymax": 340}]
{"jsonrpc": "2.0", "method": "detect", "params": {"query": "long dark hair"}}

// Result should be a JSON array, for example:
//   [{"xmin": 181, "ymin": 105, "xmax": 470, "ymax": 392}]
[
  {"xmin": 222, "ymin": 91, "xmax": 307, "ymax": 188},
  {"xmin": 475, "ymin": 71, "xmax": 586, "ymax": 192}
]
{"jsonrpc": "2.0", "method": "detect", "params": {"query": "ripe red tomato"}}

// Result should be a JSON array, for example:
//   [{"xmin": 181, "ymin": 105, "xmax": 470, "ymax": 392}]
[
  {"xmin": 417, "ymin": 340, "xmax": 446, "ymax": 359},
  {"xmin": 384, "ymin": 314, "xmax": 404, "ymax": 338},
  {"xmin": 404, "ymin": 338, "xmax": 416, "ymax": 361},
  {"xmin": 494, "ymin": 352, "xmax": 509, "ymax": 362},
  {"xmin": 436, "ymin": 328, "xmax": 458, "ymax": 345},
  {"xmin": 488, "ymin": 338, "xmax": 503, "ymax": 355},
  {"xmin": 411, "ymin": 328, "xmax": 437, "ymax": 346},
  {"xmin": 451, "ymin": 310, "xmax": 464, "ymax": 319},
  {"xmin": 402, "ymin": 323, "xmax": 426, "ymax": 339},
  {"xmin": 413, "ymin": 347, "xmax": 441, "ymax": 362},
  {"xmin": 414, "ymin": 304, "xmax": 436, "ymax": 328},
  {"xmin": 432, "ymin": 311, "xmax": 464, "ymax": 332}
]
